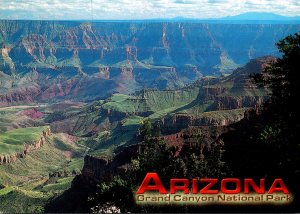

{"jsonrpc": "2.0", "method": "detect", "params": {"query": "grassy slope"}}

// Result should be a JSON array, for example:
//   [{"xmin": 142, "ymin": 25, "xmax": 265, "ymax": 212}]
[
  {"xmin": 95, "ymin": 60, "xmax": 269, "ymax": 122},
  {"xmin": 0, "ymin": 134, "xmax": 85, "ymax": 213},
  {"xmin": 144, "ymin": 89, "xmax": 200, "ymax": 112},
  {"xmin": 84, "ymin": 89, "xmax": 201, "ymax": 155},
  {"xmin": 101, "ymin": 87, "xmax": 199, "ymax": 115},
  {"xmin": 0, "ymin": 126, "xmax": 49, "ymax": 155},
  {"xmin": 0, "ymin": 105, "xmax": 86, "ymax": 212},
  {"xmin": 100, "ymin": 72, "xmax": 267, "ymax": 120},
  {"xmin": 0, "ymin": 177, "xmax": 74, "ymax": 213},
  {"xmin": 0, "ymin": 134, "xmax": 84, "ymax": 185},
  {"xmin": 102, "ymin": 94, "xmax": 150, "ymax": 113},
  {"xmin": 0, "ymin": 187, "xmax": 49, "ymax": 213}
]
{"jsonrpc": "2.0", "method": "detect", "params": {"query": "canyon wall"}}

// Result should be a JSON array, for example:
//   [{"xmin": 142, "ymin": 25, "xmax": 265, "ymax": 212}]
[
  {"xmin": 0, "ymin": 21, "xmax": 299, "ymax": 105},
  {"xmin": 1, "ymin": 21, "xmax": 299, "ymax": 76}
]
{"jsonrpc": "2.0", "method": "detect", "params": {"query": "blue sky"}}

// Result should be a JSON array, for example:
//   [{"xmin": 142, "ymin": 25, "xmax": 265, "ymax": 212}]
[{"xmin": 0, "ymin": 0, "xmax": 299, "ymax": 20}]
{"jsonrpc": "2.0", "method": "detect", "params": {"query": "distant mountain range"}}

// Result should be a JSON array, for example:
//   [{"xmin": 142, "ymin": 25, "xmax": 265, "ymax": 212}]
[
  {"xmin": 73, "ymin": 12, "xmax": 300, "ymax": 24},
  {"xmin": 155, "ymin": 12, "xmax": 300, "ymax": 24},
  {"xmin": 221, "ymin": 12, "xmax": 300, "ymax": 21}
]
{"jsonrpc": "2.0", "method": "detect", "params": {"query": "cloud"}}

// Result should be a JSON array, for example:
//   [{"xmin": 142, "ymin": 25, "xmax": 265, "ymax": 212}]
[
  {"xmin": 173, "ymin": 0, "xmax": 198, "ymax": 4},
  {"xmin": 0, "ymin": 0, "xmax": 299, "ymax": 20}
]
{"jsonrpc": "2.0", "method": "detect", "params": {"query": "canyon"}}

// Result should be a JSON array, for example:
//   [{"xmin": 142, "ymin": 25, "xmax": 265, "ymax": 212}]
[{"xmin": 0, "ymin": 21, "xmax": 299, "ymax": 106}]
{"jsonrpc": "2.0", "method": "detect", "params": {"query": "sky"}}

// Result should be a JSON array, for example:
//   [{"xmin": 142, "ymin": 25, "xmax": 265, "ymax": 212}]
[{"xmin": 0, "ymin": 0, "xmax": 299, "ymax": 20}]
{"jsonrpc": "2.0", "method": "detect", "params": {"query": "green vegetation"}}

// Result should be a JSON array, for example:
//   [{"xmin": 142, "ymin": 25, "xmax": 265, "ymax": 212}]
[
  {"xmin": 183, "ymin": 108, "xmax": 248, "ymax": 120},
  {"xmin": 98, "ymin": 66, "xmax": 267, "ymax": 125},
  {"xmin": 252, "ymin": 32, "xmax": 300, "ymax": 166},
  {"xmin": 40, "ymin": 177, "xmax": 73, "ymax": 192},
  {"xmin": 144, "ymin": 88, "xmax": 199, "ymax": 112},
  {"xmin": 64, "ymin": 158, "xmax": 84, "ymax": 172},
  {"xmin": 0, "ymin": 187, "xmax": 49, "ymax": 213},
  {"xmin": 121, "ymin": 115, "xmax": 143, "ymax": 126},
  {"xmin": 0, "ymin": 126, "xmax": 49, "ymax": 155},
  {"xmin": 100, "ymin": 89, "xmax": 200, "ymax": 120},
  {"xmin": 102, "ymin": 94, "xmax": 149, "ymax": 113},
  {"xmin": 0, "ymin": 134, "xmax": 84, "ymax": 185},
  {"xmin": 0, "ymin": 132, "xmax": 85, "ymax": 213}
]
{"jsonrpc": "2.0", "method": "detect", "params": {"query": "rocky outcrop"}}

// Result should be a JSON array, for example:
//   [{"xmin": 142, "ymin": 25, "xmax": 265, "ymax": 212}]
[
  {"xmin": 0, "ymin": 85, "xmax": 42, "ymax": 107},
  {"xmin": 211, "ymin": 96, "xmax": 267, "ymax": 111},
  {"xmin": 1, "ymin": 45, "xmax": 16, "ymax": 75},
  {"xmin": 99, "ymin": 67, "xmax": 110, "ymax": 79},
  {"xmin": 81, "ymin": 156, "xmax": 111, "ymax": 183},
  {"xmin": 81, "ymin": 144, "xmax": 142, "ymax": 183},
  {"xmin": 120, "ymin": 66, "xmax": 134, "ymax": 80},
  {"xmin": 158, "ymin": 108, "xmax": 259, "ymax": 135},
  {"xmin": 0, "ymin": 127, "xmax": 51, "ymax": 165}
]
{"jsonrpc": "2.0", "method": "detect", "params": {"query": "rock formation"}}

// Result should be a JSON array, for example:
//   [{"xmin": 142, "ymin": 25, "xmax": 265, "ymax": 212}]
[
  {"xmin": 0, "ymin": 127, "xmax": 51, "ymax": 165},
  {"xmin": 0, "ymin": 21, "xmax": 298, "ymax": 106}
]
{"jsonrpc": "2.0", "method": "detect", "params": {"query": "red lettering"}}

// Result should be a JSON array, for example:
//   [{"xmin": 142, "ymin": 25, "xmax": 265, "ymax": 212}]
[
  {"xmin": 170, "ymin": 179, "xmax": 189, "ymax": 194},
  {"xmin": 192, "ymin": 178, "xmax": 198, "ymax": 194},
  {"xmin": 136, "ymin": 173, "xmax": 167, "ymax": 194},
  {"xmin": 136, "ymin": 175, "xmax": 288, "ymax": 195},
  {"xmin": 200, "ymin": 178, "xmax": 218, "ymax": 194},
  {"xmin": 221, "ymin": 178, "xmax": 241, "ymax": 194},
  {"xmin": 244, "ymin": 178, "xmax": 265, "ymax": 194},
  {"xmin": 268, "ymin": 178, "xmax": 289, "ymax": 194}
]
